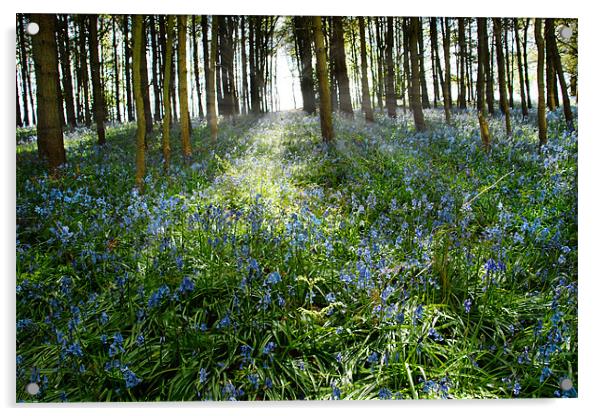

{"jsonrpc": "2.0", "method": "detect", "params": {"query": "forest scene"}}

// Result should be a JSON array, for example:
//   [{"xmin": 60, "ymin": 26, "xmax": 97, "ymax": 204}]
[{"xmin": 16, "ymin": 13, "xmax": 577, "ymax": 401}]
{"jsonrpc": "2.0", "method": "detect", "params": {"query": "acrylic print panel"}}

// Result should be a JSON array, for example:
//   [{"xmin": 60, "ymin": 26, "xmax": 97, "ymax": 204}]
[{"xmin": 15, "ymin": 13, "xmax": 577, "ymax": 402}]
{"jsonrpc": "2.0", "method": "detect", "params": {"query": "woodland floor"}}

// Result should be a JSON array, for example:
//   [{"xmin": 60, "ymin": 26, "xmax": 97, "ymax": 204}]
[{"xmin": 16, "ymin": 107, "xmax": 577, "ymax": 401}]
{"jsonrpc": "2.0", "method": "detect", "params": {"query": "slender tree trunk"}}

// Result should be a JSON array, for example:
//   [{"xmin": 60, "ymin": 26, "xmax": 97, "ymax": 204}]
[
  {"xmin": 440, "ymin": 18, "xmax": 452, "ymax": 124},
  {"xmin": 17, "ymin": 15, "xmax": 30, "ymax": 126},
  {"xmin": 545, "ymin": 22, "xmax": 557, "ymax": 111},
  {"xmin": 408, "ymin": 18, "xmax": 426, "ymax": 131},
  {"xmin": 504, "ymin": 19, "xmax": 514, "ymax": 108},
  {"xmin": 240, "ymin": 16, "xmax": 249, "ymax": 114},
  {"xmin": 150, "ymin": 16, "xmax": 162, "ymax": 122},
  {"xmin": 192, "ymin": 16, "xmax": 204, "ymax": 119},
  {"xmin": 546, "ymin": 18, "xmax": 574, "ymax": 131},
  {"xmin": 140, "ymin": 18, "xmax": 153, "ymax": 137},
  {"xmin": 523, "ymin": 19, "xmax": 532, "ymax": 109},
  {"xmin": 132, "ymin": 15, "xmax": 145, "ymax": 189},
  {"xmin": 483, "ymin": 20, "xmax": 495, "ymax": 115},
  {"xmin": 358, "ymin": 17, "xmax": 374, "ymax": 122},
  {"xmin": 58, "ymin": 15, "xmax": 77, "ymax": 129},
  {"xmin": 16, "ymin": 72, "xmax": 22, "ymax": 127},
  {"xmin": 385, "ymin": 17, "xmax": 396, "ymax": 117},
  {"xmin": 312, "ymin": 16, "xmax": 334, "ymax": 142},
  {"xmin": 123, "ymin": 16, "xmax": 134, "ymax": 122},
  {"xmin": 458, "ymin": 18, "xmax": 467, "ymax": 109},
  {"xmin": 207, "ymin": 16, "xmax": 219, "ymax": 142},
  {"xmin": 514, "ymin": 18, "xmax": 529, "ymax": 118},
  {"xmin": 30, "ymin": 14, "xmax": 66, "ymax": 173},
  {"xmin": 162, "ymin": 16, "xmax": 174, "ymax": 171},
  {"xmin": 477, "ymin": 18, "xmax": 491, "ymax": 151},
  {"xmin": 88, "ymin": 14, "xmax": 106, "ymax": 145},
  {"xmin": 429, "ymin": 18, "xmax": 440, "ymax": 109},
  {"xmin": 333, "ymin": 17, "xmax": 354, "ymax": 117},
  {"xmin": 293, "ymin": 16, "xmax": 316, "ymax": 114},
  {"xmin": 493, "ymin": 18, "xmax": 511, "ymax": 136},
  {"xmin": 534, "ymin": 18, "xmax": 547, "ymax": 147},
  {"xmin": 177, "ymin": 15, "xmax": 192, "ymax": 159},
  {"xmin": 417, "ymin": 18, "xmax": 430, "ymax": 109},
  {"xmin": 112, "ymin": 16, "xmax": 121, "ymax": 123},
  {"xmin": 201, "ymin": 15, "xmax": 213, "ymax": 131},
  {"xmin": 78, "ymin": 15, "xmax": 91, "ymax": 127}
]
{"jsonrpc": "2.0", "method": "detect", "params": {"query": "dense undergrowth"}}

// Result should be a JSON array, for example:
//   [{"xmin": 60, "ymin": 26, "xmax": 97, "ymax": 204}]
[{"xmin": 16, "ymin": 107, "xmax": 577, "ymax": 401}]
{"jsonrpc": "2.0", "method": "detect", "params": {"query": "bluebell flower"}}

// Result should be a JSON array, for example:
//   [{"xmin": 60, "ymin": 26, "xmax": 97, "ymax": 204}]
[
  {"xmin": 266, "ymin": 271, "xmax": 281, "ymax": 285},
  {"xmin": 199, "ymin": 367, "xmax": 208, "ymax": 383},
  {"xmin": 108, "ymin": 332, "xmax": 125, "ymax": 357},
  {"xmin": 148, "ymin": 284, "xmax": 170, "ymax": 308},
  {"xmin": 265, "ymin": 377, "xmax": 273, "ymax": 389},
  {"xmin": 66, "ymin": 342, "xmax": 84, "ymax": 358},
  {"xmin": 428, "ymin": 328, "xmax": 444, "ymax": 342},
  {"xmin": 178, "ymin": 276, "xmax": 195, "ymax": 294},
  {"xmin": 263, "ymin": 341, "xmax": 276, "ymax": 355},
  {"xmin": 247, "ymin": 373, "xmax": 259, "ymax": 389},
  {"xmin": 463, "ymin": 298, "xmax": 472, "ymax": 313},
  {"xmin": 331, "ymin": 384, "xmax": 341, "ymax": 400},
  {"xmin": 136, "ymin": 334, "xmax": 145, "ymax": 347},
  {"xmin": 378, "ymin": 387, "xmax": 392, "ymax": 400},
  {"xmin": 100, "ymin": 311, "xmax": 109, "ymax": 325},
  {"xmin": 121, "ymin": 366, "xmax": 141, "ymax": 388},
  {"xmin": 367, "ymin": 352, "xmax": 379, "ymax": 364},
  {"xmin": 325, "ymin": 292, "xmax": 336, "ymax": 303}
]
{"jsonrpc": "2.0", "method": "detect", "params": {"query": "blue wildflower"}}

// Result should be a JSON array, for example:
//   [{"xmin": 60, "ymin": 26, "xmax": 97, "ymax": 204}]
[{"xmin": 121, "ymin": 366, "xmax": 141, "ymax": 389}]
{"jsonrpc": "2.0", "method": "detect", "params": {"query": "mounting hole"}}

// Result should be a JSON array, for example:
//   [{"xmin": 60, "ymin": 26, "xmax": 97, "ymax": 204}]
[
  {"xmin": 559, "ymin": 377, "xmax": 573, "ymax": 391},
  {"xmin": 25, "ymin": 382, "xmax": 40, "ymax": 395},
  {"xmin": 26, "ymin": 22, "xmax": 40, "ymax": 36},
  {"xmin": 558, "ymin": 25, "xmax": 573, "ymax": 41}
]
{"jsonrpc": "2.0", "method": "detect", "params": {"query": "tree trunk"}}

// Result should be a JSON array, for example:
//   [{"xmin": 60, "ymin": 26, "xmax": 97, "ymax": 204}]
[
  {"xmin": 57, "ymin": 15, "xmax": 77, "ymax": 129},
  {"xmin": 78, "ymin": 15, "xmax": 91, "ymax": 127},
  {"xmin": 484, "ymin": 21, "xmax": 495, "ymax": 115},
  {"xmin": 192, "ymin": 16, "xmax": 204, "ymax": 119},
  {"xmin": 30, "ymin": 14, "xmax": 66, "ymax": 173},
  {"xmin": 162, "ymin": 16, "xmax": 174, "ymax": 171},
  {"xmin": 140, "ymin": 18, "xmax": 153, "ymax": 137},
  {"xmin": 523, "ymin": 19, "xmax": 532, "ymax": 109},
  {"xmin": 312, "ymin": 16, "xmax": 334, "ymax": 142},
  {"xmin": 458, "ymin": 18, "xmax": 467, "ymax": 109},
  {"xmin": 477, "ymin": 18, "xmax": 491, "ymax": 151},
  {"xmin": 358, "ymin": 17, "xmax": 374, "ymax": 122},
  {"xmin": 513, "ymin": 18, "xmax": 529, "ymax": 118},
  {"xmin": 493, "ymin": 18, "xmax": 511, "ymax": 136},
  {"xmin": 546, "ymin": 18, "xmax": 574, "ymax": 131},
  {"xmin": 504, "ymin": 19, "xmax": 514, "ymax": 108},
  {"xmin": 112, "ymin": 16, "xmax": 121, "ymax": 123},
  {"xmin": 207, "ymin": 16, "xmax": 219, "ymax": 142},
  {"xmin": 429, "ymin": 18, "xmax": 440, "ymax": 109},
  {"xmin": 408, "ymin": 18, "xmax": 426, "ymax": 131},
  {"xmin": 293, "ymin": 16, "xmax": 316, "ymax": 114},
  {"xmin": 534, "ymin": 18, "xmax": 547, "ymax": 147},
  {"xmin": 123, "ymin": 16, "xmax": 134, "ymax": 122},
  {"xmin": 385, "ymin": 17, "xmax": 396, "ymax": 117},
  {"xmin": 332, "ymin": 17, "xmax": 354, "ymax": 117},
  {"xmin": 88, "ymin": 14, "xmax": 106, "ymax": 145},
  {"xmin": 240, "ymin": 16, "xmax": 250, "ymax": 114},
  {"xmin": 17, "ymin": 15, "xmax": 30, "ymax": 126},
  {"xmin": 150, "ymin": 16, "xmax": 162, "ymax": 122},
  {"xmin": 417, "ymin": 18, "xmax": 430, "ymax": 109},
  {"xmin": 545, "ymin": 22, "xmax": 557, "ymax": 111},
  {"xmin": 16, "ymin": 71, "xmax": 22, "ymax": 127},
  {"xmin": 132, "ymin": 15, "xmax": 146, "ymax": 189},
  {"xmin": 440, "ymin": 18, "xmax": 452, "ymax": 124},
  {"xmin": 177, "ymin": 15, "xmax": 192, "ymax": 159}
]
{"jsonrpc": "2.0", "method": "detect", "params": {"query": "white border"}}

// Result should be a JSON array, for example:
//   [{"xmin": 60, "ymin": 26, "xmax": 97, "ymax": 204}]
[{"xmin": 2, "ymin": 1, "xmax": 600, "ymax": 415}]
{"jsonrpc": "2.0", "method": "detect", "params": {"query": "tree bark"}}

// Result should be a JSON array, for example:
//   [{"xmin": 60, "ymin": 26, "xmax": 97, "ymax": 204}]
[
  {"xmin": 440, "ymin": 18, "xmax": 452, "ymax": 124},
  {"xmin": 162, "ymin": 16, "xmax": 174, "ymax": 171},
  {"xmin": 132, "ymin": 15, "xmax": 146, "ymax": 189},
  {"xmin": 458, "ymin": 18, "xmax": 467, "ymax": 109},
  {"xmin": 123, "ymin": 16, "xmax": 134, "ymax": 122},
  {"xmin": 150, "ymin": 16, "xmax": 162, "ymax": 122},
  {"xmin": 17, "ymin": 15, "xmax": 30, "ymax": 126},
  {"xmin": 513, "ymin": 18, "xmax": 529, "ymax": 118},
  {"xmin": 546, "ymin": 18, "xmax": 574, "ymax": 131},
  {"xmin": 112, "ymin": 16, "xmax": 121, "ymax": 123},
  {"xmin": 429, "ymin": 18, "xmax": 440, "ymax": 109},
  {"xmin": 523, "ymin": 19, "xmax": 532, "ymax": 109},
  {"xmin": 358, "ymin": 17, "xmax": 374, "ymax": 122},
  {"xmin": 477, "ymin": 18, "xmax": 491, "ymax": 151},
  {"xmin": 207, "ymin": 16, "xmax": 219, "ymax": 142},
  {"xmin": 408, "ymin": 18, "xmax": 426, "ymax": 131},
  {"xmin": 332, "ymin": 17, "xmax": 354, "ymax": 117},
  {"xmin": 30, "ymin": 14, "xmax": 66, "ymax": 173},
  {"xmin": 312, "ymin": 16, "xmax": 334, "ymax": 142},
  {"xmin": 534, "ymin": 18, "xmax": 548, "ymax": 147},
  {"xmin": 177, "ymin": 15, "xmax": 192, "ymax": 159},
  {"xmin": 78, "ymin": 15, "xmax": 91, "ymax": 127},
  {"xmin": 417, "ymin": 18, "xmax": 430, "ymax": 109},
  {"xmin": 493, "ymin": 18, "xmax": 511, "ymax": 136},
  {"xmin": 293, "ymin": 16, "xmax": 316, "ymax": 114},
  {"xmin": 192, "ymin": 16, "xmax": 204, "ymax": 119},
  {"xmin": 88, "ymin": 14, "xmax": 106, "ymax": 145},
  {"xmin": 385, "ymin": 17, "xmax": 396, "ymax": 117},
  {"xmin": 140, "ymin": 18, "xmax": 153, "ymax": 137},
  {"xmin": 57, "ymin": 15, "xmax": 77, "ymax": 129}
]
